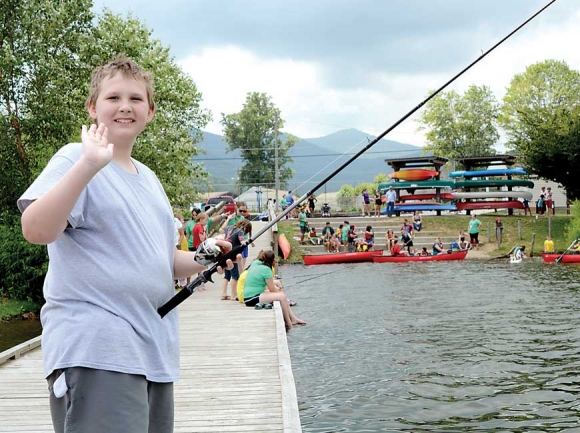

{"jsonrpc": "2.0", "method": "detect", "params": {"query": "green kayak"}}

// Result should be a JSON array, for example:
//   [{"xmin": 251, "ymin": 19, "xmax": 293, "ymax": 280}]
[{"xmin": 454, "ymin": 179, "xmax": 535, "ymax": 189}]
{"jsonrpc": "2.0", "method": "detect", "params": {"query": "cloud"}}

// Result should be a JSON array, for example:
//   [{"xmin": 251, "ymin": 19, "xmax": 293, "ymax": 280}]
[{"xmin": 97, "ymin": 0, "xmax": 580, "ymax": 148}]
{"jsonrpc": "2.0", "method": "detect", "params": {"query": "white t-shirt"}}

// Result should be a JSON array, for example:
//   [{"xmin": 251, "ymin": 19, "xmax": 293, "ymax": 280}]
[{"xmin": 18, "ymin": 143, "xmax": 179, "ymax": 382}]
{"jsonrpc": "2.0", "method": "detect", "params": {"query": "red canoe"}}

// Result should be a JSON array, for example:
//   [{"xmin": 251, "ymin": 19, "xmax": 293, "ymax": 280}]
[
  {"xmin": 399, "ymin": 193, "xmax": 455, "ymax": 202},
  {"xmin": 541, "ymin": 253, "xmax": 580, "ymax": 264},
  {"xmin": 372, "ymin": 250, "xmax": 468, "ymax": 263},
  {"xmin": 302, "ymin": 250, "xmax": 383, "ymax": 265},
  {"xmin": 388, "ymin": 169, "xmax": 439, "ymax": 181},
  {"xmin": 456, "ymin": 200, "xmax": 524, "ymax": 211}
]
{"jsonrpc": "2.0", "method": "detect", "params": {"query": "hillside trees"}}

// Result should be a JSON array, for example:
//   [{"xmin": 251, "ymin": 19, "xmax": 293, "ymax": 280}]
[
  {"xmin": 221, "ymin": 92, "xmax": 297, "ymax": 189},
  {"xmin": 500, "ymin": 60, "xmax": 580, "ymax": 200},
  {"xmin": 417, "ymin": 85, "xmax": 500, "ymax": 159}
]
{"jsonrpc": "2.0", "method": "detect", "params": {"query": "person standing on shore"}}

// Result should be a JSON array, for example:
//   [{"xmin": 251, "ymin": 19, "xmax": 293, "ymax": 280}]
[
  {"xmin": 386, "ymin": 186, "xmax": 396, "ymax": 217},
  {"xmin": 361, "ymin": 188, "xmax": 371, "ymax": 217},
  {"xmin": 468, "ymin": 214, "xmax": 482, "ymax": 250}
]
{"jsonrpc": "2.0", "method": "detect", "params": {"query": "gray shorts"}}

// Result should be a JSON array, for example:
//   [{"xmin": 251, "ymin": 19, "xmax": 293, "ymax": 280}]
[{"xmin": 47, "ymin": 367, "xmax": 174, "ymax": 433}]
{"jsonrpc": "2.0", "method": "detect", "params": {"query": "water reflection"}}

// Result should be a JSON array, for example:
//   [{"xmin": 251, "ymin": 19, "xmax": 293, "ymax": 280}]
[
  {"xmin": 285, "ymin": 260, "xmax": 580, "ymax": 432},
  {"xmin": 0, "ymin": 319, "xmax": 42, "ymax": 353}
]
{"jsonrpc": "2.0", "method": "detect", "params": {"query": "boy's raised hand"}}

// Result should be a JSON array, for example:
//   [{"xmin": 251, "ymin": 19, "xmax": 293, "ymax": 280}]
[{"xmin": 81, "ymin": 123, "xmax": 114, "ymax": 171}]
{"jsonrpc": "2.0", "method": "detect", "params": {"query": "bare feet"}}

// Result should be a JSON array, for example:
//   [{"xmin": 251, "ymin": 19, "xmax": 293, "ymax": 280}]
[{"xmin": 292, "ymin": 319, "xmax": 307, "ymax": 325}]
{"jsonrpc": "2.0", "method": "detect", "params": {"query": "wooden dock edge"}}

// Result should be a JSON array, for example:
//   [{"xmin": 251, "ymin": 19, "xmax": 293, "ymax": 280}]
[
  {"xmin": 0, "ymin": 335, "xmax": 41, "ymax": 365},
  {"xmin": 274, "ymin": 301, "xmax": 303, "ymax": 432}
]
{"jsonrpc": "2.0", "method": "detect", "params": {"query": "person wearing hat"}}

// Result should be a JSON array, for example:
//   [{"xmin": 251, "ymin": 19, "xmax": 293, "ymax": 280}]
[{"xmin": 386, "ymin": 186, "xmax": 397, "ymax": 217}]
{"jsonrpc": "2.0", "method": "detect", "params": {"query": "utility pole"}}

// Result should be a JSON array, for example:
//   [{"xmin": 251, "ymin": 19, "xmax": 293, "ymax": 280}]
[{"xmin": 274, "ymin": 113, "xmax": 280, "ymax": 212}]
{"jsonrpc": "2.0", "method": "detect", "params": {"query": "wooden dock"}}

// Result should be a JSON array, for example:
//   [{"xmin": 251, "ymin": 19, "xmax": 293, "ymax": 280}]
[{"xmin": 0, "ymin": 221, "xmax": 302, "ymax": 432}]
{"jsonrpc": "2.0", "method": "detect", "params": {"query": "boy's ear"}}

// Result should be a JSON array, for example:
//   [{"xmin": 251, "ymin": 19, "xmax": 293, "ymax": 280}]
[
  {"xmin": 88, "ymin": 103, "xmax": 98, "ymax": 121},
  {"xmin": 146, "ymin": 106, "xmax": 155, "ymax": 123}
]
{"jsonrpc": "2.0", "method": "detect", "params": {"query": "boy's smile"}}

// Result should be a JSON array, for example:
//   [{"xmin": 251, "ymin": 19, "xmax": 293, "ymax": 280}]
[{"xmin": 88, "ymin": 73, "xmax": 154, "ymax": 147}]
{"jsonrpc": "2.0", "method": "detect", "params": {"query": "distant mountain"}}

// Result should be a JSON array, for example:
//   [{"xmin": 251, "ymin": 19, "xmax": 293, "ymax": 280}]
[
  {"xmin": 193, "ymin": 129, "xmax": 424, "ymax": 193},
  {"xmin": 304, "ymin": 128, "xmax": 424, "ymax": 160}
]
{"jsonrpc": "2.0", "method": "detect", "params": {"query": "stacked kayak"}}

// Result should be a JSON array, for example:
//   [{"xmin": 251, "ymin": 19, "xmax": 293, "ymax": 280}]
[{"xmin": 450, "ymin": 167, "xmax": 532, "ymax": 211}]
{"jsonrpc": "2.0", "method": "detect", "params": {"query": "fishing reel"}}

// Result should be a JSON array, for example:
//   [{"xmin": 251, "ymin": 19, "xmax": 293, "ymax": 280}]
[{"xmin": 194, "ymin": 238, "xmax": 225, "ymax": 266}]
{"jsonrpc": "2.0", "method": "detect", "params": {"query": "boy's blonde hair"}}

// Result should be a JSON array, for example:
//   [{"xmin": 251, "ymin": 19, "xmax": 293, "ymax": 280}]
[{"xmin": 85, "ymin": 53, "xmax": 155, "ymax": 112}]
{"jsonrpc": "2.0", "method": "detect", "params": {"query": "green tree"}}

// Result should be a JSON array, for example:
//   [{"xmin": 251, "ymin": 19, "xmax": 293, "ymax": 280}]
[
  {"xmin": 221, "ymin": 92, "xmax": 296, "ymax": 189},
  {"xmin": 500, "ymin": 60, "xmax": 580, "ymax": 199},
  {"xmin": 417, "ymin": 85, "xmax": 499, "ymax": 159},
  {"xmin": 0, "ymin": 0, "xmax": 94, "ymax": 216},
  {"xmin": 86, "ymin": 10, "xmax": 211, "ymax": 208},
  {"xmin": 336, "ymin": 184, "xmax": 355, "ymax": 211}
]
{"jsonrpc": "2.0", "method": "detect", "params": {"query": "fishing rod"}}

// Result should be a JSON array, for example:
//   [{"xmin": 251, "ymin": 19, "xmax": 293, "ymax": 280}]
[{"xmin": 158, "ymin": 0, "xmax": 557, "ymax": 318}]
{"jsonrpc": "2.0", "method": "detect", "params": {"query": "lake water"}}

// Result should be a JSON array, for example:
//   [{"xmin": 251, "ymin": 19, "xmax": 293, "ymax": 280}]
[{"xmin": 283, "ymin": 259, "xmax": 580, "ymax": 432}]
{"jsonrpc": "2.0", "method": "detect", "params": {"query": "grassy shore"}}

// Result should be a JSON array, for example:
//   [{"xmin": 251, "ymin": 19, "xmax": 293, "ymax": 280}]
[
  {"xmin": 277, "ymin": 213, "xmax": 573, "ymax": 263},
  {"xmin": 0, "ymin": 299, "xmax": 40, "ymax": 321}
]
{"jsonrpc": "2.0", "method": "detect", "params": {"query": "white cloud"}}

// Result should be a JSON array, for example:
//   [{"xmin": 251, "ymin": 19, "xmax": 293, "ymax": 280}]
[{"xmin": 179, "ymin": 8, "xmax": 580, "ymax": 149}]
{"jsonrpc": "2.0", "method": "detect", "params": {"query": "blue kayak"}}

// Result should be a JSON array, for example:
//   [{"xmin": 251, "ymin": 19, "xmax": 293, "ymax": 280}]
[{"xmin": 449, "ymin": 167, "xmax": 527, "ymax": 178}]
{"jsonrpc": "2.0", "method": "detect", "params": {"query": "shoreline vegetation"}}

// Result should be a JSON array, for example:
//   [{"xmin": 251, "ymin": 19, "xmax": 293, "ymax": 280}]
[{"xmin": 0, "ymin": 212, "xmax": 572, "ymax": 321}]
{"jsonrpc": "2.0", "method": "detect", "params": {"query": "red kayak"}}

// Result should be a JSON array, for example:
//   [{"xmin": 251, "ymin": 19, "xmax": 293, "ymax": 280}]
[
  {"xmin": 456, "ymin": 200, "xmax": 524, "ymax": 211},
  {"xmin": 399, "ymin": 193, "xmax": 455, "ymax": 202},
  {"xmin": 302, "ymin": 250, "xmax": 383, "ymax": 265},
  {"xmin": 372, "ymin": 250, "xmax": 468, "ymax": 263},
  {"xmin": 541, "ymin": 253, "xmax": 580, "ymax": 264}
]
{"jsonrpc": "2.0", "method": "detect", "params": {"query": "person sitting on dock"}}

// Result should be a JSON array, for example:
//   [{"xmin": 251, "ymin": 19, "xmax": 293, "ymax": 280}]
[{"xmin": 242, "ymin": 250, "xmax": 306, "ymax": 330}]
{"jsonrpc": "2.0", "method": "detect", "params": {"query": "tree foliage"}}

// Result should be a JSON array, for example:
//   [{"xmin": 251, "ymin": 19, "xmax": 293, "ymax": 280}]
[
  {"xmin": 0, "ymin": 0, "xmax": 94, "ymax": 216},
  {"xmin": 221, "ymin": 92, "xmax": 296, "ymax": 189},
  {"xmin": 417, "ymin": 85, "xmax": 499, "ymax": 159},
  {"xmin": 0, "ymin": 3, "xmax": 212, "ymax": 300},
  {"xmin": 500, "ymin": 60, "xmax": 580, "ymax": 200}
]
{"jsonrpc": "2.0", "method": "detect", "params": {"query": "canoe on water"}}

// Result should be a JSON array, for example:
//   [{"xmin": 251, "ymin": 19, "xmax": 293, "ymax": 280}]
[
  {"xmin": 450, "ymin": 167, "xmax": 527, "ymax": 178},
  {"xmin": 302, "ymin": 250, "xmax": 383, "ymax": 265},
  {"xmin": 541, "ymin": 253, "xmax": 580, "ymax": 264},
  {"xmin": 388, "ymin": 169, "xmax": 439, "ymax": 181},
  {"xmin": 372, "ymin": 250, "xmax": 468, "ymax": 263}
]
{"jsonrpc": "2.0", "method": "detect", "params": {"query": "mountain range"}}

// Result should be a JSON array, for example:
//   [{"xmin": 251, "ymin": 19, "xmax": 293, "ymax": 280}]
[{"xmin": 193, "ymin": 129, "xmax": 425, "ymax": 193}]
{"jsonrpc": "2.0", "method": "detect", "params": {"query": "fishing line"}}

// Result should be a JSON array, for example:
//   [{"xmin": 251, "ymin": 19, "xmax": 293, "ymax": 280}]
[
  {"xmin": 158, "ymin": 0, "xmax": 557, "ymax": 318},
  {"xmin": 283, "ymin": 267, "xmax": 352, "ymax": 289}
]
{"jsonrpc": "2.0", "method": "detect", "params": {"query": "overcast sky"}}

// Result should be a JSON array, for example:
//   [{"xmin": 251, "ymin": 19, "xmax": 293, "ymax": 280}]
[{"xmin": 92, "ymin": 0, "xmax": 579, "ymax": 147}]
